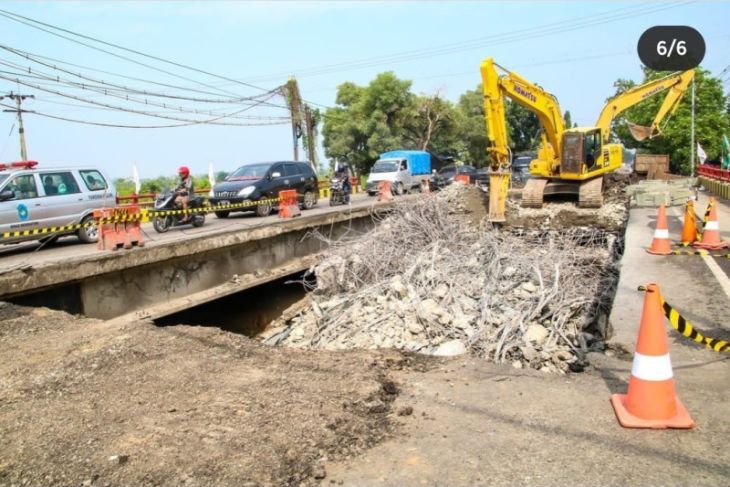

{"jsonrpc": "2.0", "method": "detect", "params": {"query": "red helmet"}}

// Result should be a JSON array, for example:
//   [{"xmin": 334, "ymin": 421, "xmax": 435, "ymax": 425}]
[{"xmin": 178, "ymin": 166, "xmax": 190, "ymax": 178}]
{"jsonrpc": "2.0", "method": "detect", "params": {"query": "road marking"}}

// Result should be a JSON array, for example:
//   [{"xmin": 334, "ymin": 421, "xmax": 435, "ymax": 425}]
[
  {"xmin": 700, "ymin": 254, "xmax": 730, "ymax": 300},
  {"xmin": 669, "ymin": 206, "xmax": 730, "ymax": 300}
]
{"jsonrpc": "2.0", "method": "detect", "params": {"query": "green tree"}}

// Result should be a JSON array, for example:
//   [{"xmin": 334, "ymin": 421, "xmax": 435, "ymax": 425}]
[
  {"xmin": 455, "ymin": 85, "xmax": 488, "ymax": 166},
  {"xmin": 563, "ymin": 110, "xmax": 573, "ymax": 129},
  {"xmin": 506, "ymin": 100, "xmax": 540, "ymax": 153},
  {"xmin": 323, "ymin": 72, "xmax": 416, "ymax": 175},
  {"xmin": 455, "ymin": 84, "xmax": 542, "ymax": 165},
  {"xmin": 611, "ymin": 67, "xmax": 730, "ymax": 175},
  {"xmin": 404, "ymin": 92, "xmax": 463, "ymax": 156}
]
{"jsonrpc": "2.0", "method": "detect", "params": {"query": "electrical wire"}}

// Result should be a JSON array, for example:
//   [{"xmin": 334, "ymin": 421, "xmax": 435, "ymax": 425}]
[
  {"xmin": 0, "ymin": 10, "xmax": 254, "ymax": 99},
  {"xmin": 0, "ymin": 78, "xmax": 289, "ymax": 127},
  {"xmin": 0, "ymin": 45, "xmax": 269, "ymax": 100},
  {"xmin": 226, "ymin": 2, "xmax": 692, "ymax": 84},
  {"xmin": 0, "ymin": 101, "xmax": 289, "ymax": 128},
  {"xmin": 0, "ymin": 61, "xmax": 287, "ymax": 119},
  {"xmin": 0, "ymin": 44, "xmax": 287, "ymax": 107},
  {"xmin": 30, "ymin": 96, "xmax": 289, "ymax": 120},
  {"xmin": 0, "ymin": 8, "xmax": 275, "ymax": 96}
]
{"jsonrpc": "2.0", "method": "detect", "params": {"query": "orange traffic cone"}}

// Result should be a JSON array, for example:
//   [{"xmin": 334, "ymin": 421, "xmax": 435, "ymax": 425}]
[
  {"xmin": 646, "ymin": 203, "xmax": 672, "ymax": 255},
  {"xmin": 610, "ymin": 283, "xmax": 694, "ymax": 429},
  {"xmin": 694, "ymin": 197, "xmax": 728, "ymax": 250},
  {"xmin": 421, "ymin": 178, "xmax": 431, "ymax": 194},
  {"xmin": 378, "ymin": 181, "xmax": 393, "ymax": 202},
  {"xmin": 278, "ymin": 190, "xmax": 301, "ymax": 218},
  {"xmin": 680, "ymin": 199, "xmax": 699, "ymax": 246}
]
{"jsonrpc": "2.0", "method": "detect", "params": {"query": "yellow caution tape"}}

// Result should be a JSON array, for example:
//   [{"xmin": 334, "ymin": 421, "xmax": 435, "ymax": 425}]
[
  {"xmin": 637, "ymin": 285, "xmax": 730, "ymax": 353},
  {"xmin": 147, "ymin": 197, "xmax": 280, "ymax": 218},
  {"xmin": 1, "ymin": 197, "xmax": 283, "ymax": 240},
  {"xmin": 1, "ymin": 223, "xmax": 84, "ymax": 239}
]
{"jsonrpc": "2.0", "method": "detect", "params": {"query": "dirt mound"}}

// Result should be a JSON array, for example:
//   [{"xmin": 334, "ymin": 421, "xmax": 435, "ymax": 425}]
[
  {"xmin": 0, "ymin": 303, "xmax": 423, "ymax": 487},
  {"xmin": 506, "ymin": 199, "xmax": 628, "ymax": 232}
]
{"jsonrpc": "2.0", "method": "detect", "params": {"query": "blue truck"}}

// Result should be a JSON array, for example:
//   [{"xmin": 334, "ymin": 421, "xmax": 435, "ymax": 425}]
[{"xmin": 365, "ymin": 150, "xmax": 432, "ymax": 196}]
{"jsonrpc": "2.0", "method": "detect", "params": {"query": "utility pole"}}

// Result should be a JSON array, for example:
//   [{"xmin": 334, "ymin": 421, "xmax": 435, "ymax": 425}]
[
  {"xmin": 1, "ymin": 92, "xmax": 34, "ymax": 161},
  {"xmin": 690, "ymin": 78, "xmax": 695, "ymax": 177}
]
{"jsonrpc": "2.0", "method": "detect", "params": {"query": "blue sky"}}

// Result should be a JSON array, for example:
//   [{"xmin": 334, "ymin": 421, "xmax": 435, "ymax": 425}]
[{"xmin": 0, "ymin": 1, "xmax": 727, "ymax": 180}]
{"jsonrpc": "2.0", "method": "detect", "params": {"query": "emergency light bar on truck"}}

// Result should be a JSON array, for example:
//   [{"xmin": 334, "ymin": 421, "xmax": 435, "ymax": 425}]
[{"xmin": 0, "ymin": 161, "xmax": 38, "ymax": 171}]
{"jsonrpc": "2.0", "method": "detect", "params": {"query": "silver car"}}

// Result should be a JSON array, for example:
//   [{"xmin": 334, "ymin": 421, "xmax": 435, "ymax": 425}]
[{"xmin": 0, "ymin": 162, "xmax": 116, "ymax": 245}]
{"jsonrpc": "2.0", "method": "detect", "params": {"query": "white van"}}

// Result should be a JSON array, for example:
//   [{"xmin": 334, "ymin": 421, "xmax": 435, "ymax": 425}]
[
  {"xmin": 365, "ymin": 150, "xmax": 432, "ymax": 196},
  {"xmin": 0, "ymin": 161, "xmax": 116, "ymax": 245}
]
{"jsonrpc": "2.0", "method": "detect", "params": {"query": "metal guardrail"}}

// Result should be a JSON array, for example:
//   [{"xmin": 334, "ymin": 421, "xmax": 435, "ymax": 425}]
[
  {"xmin": 697, "ymin": 165, "xmax": 730, "ymax": 182},
  {"xmin": 116, "ymin": 189, "xmax": 211, "ymax": 206}
]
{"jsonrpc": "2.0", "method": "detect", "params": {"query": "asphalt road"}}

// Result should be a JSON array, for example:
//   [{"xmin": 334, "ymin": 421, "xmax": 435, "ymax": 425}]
[{"xmin": 0, "ymin": 192, "xmax": 377, "ymax": 272}]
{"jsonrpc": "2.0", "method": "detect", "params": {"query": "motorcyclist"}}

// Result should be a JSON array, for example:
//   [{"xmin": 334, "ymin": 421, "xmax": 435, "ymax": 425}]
[
  {"xmin": 334, "ymin": 162, "xmax": 352, "ymax": 203},
  {"xmin": 175, "ymin": 166, "xmax": 194, "ymax": 222}
]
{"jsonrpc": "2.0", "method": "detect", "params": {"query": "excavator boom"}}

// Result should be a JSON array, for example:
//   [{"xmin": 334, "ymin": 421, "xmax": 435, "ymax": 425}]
[
  {"xmin": 480, "ymin": 58, "xmax": 566, "ymax": 220},
  {"xmin": 480, "ymin": 58, "xmax": 565, "ymax": 170},
  {"xmin": 595, "ymin": 70, "xmax": 695, "ymax": 141}
]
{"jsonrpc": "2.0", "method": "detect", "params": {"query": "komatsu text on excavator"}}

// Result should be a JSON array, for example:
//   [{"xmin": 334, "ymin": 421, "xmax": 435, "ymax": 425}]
[{"xmin": 480, "ymin": 57, "xmax": 694, "ymax": 221}]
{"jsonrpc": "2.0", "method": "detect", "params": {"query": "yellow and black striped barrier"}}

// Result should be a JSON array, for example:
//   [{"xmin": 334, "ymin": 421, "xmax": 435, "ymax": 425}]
[
  {"xmin": 1, "ymin": 223, "xmax": 85, "ymax": 240},
  {"xmin": 148, "ymin": 197, "xmax": 280, "ymax": 218},
  {"xmin": 638, "ymin": 285, "xmax": 730, "ymax": 353},
  {"xmin": 1, "ymin": 197, "xmax": 282, "ymax": 240}
]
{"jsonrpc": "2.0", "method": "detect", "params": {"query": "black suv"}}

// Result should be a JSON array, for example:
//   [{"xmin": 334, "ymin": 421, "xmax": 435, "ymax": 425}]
[
  {"xmin": 431, "ymin": 164, "xmax": 479, "ymax": 190},
  {"xmin": 209, "ymin": 161, "xmax": 318, "ymax": 218}
]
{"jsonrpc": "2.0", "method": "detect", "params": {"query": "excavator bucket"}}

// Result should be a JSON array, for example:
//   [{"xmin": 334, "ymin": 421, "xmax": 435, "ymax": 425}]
[{"xmin": 627, "ymin": 122, "xmax": 654, "ymax": 141}]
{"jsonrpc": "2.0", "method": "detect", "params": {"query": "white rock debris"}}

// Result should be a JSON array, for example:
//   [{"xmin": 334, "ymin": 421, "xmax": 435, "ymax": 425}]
[{"xmin": 261, "ymin": 184, "xmax": 619, "ymax": 372}]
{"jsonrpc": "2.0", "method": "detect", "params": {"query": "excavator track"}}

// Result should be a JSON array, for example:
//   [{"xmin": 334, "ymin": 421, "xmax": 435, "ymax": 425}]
[
  {"xmin": 578, "ymin": 176, "xmax": 604, "ymax": 208},
  {"xmin": 521, "ymin": 178, "xmax": 548, "ymax": 208}
]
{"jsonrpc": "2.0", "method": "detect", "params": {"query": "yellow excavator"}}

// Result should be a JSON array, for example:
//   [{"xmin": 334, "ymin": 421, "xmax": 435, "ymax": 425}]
[{"xmin": 480, "ymin": 57, "xmax": 695, "ymax": 221}]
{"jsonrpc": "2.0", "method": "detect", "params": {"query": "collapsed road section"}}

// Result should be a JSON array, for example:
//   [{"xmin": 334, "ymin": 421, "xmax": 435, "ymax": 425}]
[
  {"xmin": 0, "ymin": 202, "xmax": 386, "ymax": 320},
  {"xmin": 261, "ymin": 184, "xmax": 629, "ymax": 373}
]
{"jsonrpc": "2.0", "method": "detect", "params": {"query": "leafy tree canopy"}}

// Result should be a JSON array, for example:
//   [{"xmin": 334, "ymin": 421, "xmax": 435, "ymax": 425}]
[{"xmin": 610, "ymin": 67, "xmax": 730, "ymax": 174}]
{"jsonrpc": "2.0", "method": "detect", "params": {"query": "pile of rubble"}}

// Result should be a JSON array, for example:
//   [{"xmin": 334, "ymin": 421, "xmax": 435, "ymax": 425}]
[
  {"xmin": 507, "ymin": 199, "xmax": 628, "ymax": 232},
  {"xmin": 261, "ymin": 185, "xmax": 620, "ymax": 372}
]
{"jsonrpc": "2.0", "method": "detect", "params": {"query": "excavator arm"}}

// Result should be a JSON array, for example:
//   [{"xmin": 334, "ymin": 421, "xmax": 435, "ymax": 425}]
[
  {"xmin": 480, "ymin": 57, "xmax": 566, "ymax": 221},
  {"xmin": 595, "ymin": 69, "xmax": 695, "ymax": 142},
  {"xmin": 480, "ymin": 58, "xmax": 566, "ymax": 170}
]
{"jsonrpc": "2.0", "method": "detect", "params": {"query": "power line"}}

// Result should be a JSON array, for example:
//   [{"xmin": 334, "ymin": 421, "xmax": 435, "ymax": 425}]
[
  {"xmin": 0, "ymin": 44, "xmax": 271, "ymax": 100},
  {"xmin": 0, "ymin": 60, "xmax": 287, "ymax": 119},
  {"xmin": 0, "ymin": 43, "xmax": 286, "ymax": 107},
  {"xmin": 30, "ymin": 96, "xmax": 289, "ymax": 120},
  {"xmin": 0, "ymin": 9, "xmax": 254, "ymax": 99},
  {"xmin": 227, "ymin": 2, "xmax": 692, "ymax": 84},
  {"xmin": 0, "ymin": 75, "xmax": 289, "ymax": 126},
  {"xmin": 0, "ymin": 8, "xmax": 275, "ymax": 96},
  {"xmin": 0, "ymin": 101, "xmax": 289, "ymax": 129}
]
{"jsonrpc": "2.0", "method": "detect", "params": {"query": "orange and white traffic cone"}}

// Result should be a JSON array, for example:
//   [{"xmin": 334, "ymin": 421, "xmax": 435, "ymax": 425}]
[
  {"xmin": 646, "ymin": 203, "xmax": 672, "ymax": 255},
  {"xmin": 377, "ymin": 181, "xmax": 393, "ymax": 202},
  {"xmin": 693, "ymin": 197, "xmax": 728, "ymax": 250},
  {"xmin": 679, "ymin": 199, "xmax": 699, "ymax": 246},
  {"xmin": 610, "ymin": 283, "xmax": 694, "ymax": 429}
]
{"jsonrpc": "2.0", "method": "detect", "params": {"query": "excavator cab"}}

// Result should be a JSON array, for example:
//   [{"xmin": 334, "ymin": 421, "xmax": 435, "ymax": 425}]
[{"xmin": 560, "ymin": 128, "xmax": 602, "ymax": 176}]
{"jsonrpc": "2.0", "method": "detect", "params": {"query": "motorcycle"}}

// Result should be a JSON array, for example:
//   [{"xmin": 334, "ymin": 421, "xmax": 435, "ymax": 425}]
[
  {"xmin": 329, "ymin": 177, "xmax": 350, "ymax": 206},
  {"xmin": 152, "ymin": 188, "xmax": 206, "ymax": 233}
]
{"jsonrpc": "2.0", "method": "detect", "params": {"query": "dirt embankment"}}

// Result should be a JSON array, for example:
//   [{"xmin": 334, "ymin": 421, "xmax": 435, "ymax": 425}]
[{"xmin": 0, "ymin": 303, "xmax": 432, "ymax": 487}]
